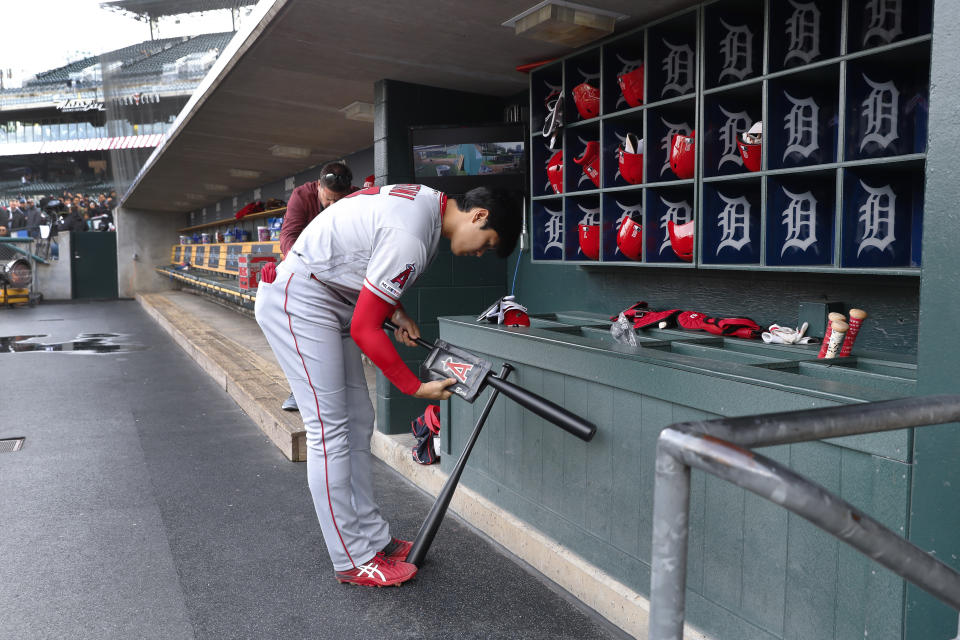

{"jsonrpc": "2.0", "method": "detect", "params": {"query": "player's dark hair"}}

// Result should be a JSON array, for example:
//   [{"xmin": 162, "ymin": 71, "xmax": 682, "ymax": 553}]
[
  {"xmin": 319, "ymin": 162, "xmax": 353, "ymax": 194},
  {"xmin": 463, "ymin": 186, "xmax": 524, "ymax": 258}
]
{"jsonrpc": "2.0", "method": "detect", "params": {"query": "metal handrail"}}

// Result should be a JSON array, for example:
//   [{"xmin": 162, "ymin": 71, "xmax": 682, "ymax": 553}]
[{"xmin": 649, "ymin": 394, "xmax": 960, "ymax": 640}]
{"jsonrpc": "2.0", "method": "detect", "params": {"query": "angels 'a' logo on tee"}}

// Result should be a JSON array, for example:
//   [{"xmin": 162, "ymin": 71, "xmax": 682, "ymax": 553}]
[
  {"xmin": 442, "ymin": 358, "xmax": 474, "ymax": 383},
  {"xmin": 390, "ymin": 263, "xmax": 416, "ymax": 289}
]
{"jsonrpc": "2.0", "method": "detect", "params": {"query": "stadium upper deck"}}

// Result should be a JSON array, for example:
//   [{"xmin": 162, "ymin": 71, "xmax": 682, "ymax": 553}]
[{"xmin": 0, "ymin": 0, "xmax": 245, "ymax": 198}]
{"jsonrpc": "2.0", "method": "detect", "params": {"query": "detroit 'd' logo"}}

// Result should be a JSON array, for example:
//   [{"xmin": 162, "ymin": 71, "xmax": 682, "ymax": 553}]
[{"xmin": 442, "ymin": 358, "xmax": 474, "ymax": 383}]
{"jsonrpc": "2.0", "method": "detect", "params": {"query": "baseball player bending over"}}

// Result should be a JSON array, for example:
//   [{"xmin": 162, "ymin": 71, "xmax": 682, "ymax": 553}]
[{"xmin": 255, "ymin": 184, "xmax": 521, "ymax": 587}]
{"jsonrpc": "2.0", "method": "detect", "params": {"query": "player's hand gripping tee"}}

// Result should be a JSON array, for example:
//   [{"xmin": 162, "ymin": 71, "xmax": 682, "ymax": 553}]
[{"xmin": 350, "ymin": 288, "xmax": 455, "ymax": 399}]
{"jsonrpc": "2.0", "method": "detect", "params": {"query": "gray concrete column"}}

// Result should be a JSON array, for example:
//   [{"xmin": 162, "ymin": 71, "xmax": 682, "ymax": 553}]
[{"xmin": 115, "ymin": 207, "xmax": 181, "ymax": 297}]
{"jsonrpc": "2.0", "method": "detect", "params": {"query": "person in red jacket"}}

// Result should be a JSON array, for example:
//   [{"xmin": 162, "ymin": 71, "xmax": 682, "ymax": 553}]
[
  {"xmin": 280, "ymin": 162, "xmax": 355, "ymax": 256},
  {"xmin": 278, "ymin": 162, "xmax": 356, "ymax": 412}
]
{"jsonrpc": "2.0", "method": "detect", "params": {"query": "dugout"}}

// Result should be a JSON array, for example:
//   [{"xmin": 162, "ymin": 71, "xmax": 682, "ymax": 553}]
[{"xmin": 116, "ymin": 1, "xmax": 960, "ymax": 638}]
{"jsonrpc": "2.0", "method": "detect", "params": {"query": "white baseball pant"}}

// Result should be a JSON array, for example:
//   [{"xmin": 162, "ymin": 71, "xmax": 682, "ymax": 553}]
[{"xmin": 254, "ymin": 259, "xmax": 391, "ymax": 571}]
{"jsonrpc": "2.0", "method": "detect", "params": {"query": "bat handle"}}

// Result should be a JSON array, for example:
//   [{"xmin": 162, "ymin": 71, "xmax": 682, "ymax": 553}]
[
  {"xmin": 485, "ymin": 375, "xmax": 597, "ymax": 442},
  {"xmin": 405, "ymin": 363, "xmax": 514, "ymax": 567},
  {"xmin": 382, "ymin": 319, "xmax": 433, "ymax": 350}
]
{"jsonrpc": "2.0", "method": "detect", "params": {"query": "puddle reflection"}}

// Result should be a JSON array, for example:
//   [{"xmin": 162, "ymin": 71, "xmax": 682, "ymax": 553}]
[{"xmin": 0, "ymin": 333, "xmax": 147, "ymax": 354}]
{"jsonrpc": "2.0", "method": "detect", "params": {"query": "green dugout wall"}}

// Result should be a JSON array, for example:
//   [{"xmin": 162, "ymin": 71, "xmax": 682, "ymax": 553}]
[{"xmin": 909, "ymin": 0, "xmax": 960, "ymax": 637}]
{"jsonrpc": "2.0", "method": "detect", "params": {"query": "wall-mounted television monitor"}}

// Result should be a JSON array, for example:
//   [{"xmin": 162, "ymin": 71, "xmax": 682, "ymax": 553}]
[{"xmin": 409, "ymin": 123, "xmax": 526, "ymax": 194}]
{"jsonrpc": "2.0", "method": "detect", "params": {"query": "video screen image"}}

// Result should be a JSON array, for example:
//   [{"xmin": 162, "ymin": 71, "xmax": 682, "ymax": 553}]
[{"xmin": 413, "ymin": 142, "xmax": 523, "ymax": 177}]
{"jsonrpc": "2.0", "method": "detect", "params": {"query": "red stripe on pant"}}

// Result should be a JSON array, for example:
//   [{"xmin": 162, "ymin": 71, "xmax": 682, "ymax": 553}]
[{"xmin": 282, "ymin": 273, "xmax": 355, "ymax": 568}]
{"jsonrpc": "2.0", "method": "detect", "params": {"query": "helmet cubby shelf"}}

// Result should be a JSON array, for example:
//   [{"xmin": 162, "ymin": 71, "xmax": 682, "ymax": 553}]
[{"xmin": 527, "ymin": 0, "xmax": 931, "ymax": 275}]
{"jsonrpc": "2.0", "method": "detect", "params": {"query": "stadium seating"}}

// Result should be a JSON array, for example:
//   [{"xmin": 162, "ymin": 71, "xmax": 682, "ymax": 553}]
[
  {"xmin": 118, "ymin": 32, "xmax": 234, "ymax": 78},
  {"xmin": 25, "ymin": 37, "xmax": 186, "ymax": 87}
]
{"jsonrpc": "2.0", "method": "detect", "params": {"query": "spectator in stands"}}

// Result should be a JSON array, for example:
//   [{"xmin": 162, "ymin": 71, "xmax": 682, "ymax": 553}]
[
  {"xmin": 24, "ymin": 199, "xmax": 46, "ymax": 239},
  {"xmin": 0, "ymin": 203, "xmax": 21, "ymax": 236},
  {"xmin": 276, "ymin": 161, "xmax": 357, "ymax": 412},
  {"xmin": 57, "ymin": 205, "xmax": 86, "ymax": 234},
  {"xmin": 2, "ymin": 200, "xmax": 26, "ymax": 234}
]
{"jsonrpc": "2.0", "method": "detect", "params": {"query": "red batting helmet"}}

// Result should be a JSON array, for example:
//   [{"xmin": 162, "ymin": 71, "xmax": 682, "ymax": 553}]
[
  {"xmin": 617, "ymin": 66, "xmax": 645, "ymax": 108},
  {"xmin": 667, "ymin": 219, "xmax": 694, "ymax": 262},
  {"xmin": 616, "ymin": 133, "xmax": 644, "ymax": 185},
  {"xmin": 737, "ymin": 121, "xmax": 762, "ymax": 172},
  {"xmin": 616, "ymin": 214, "xmax": 643, "ymax": 261},
  {"xmin": 573, "ymin": 141, "xmax": 601, "ymax": 188},
  {"xmin": 572, "ymin": 82, "xmax": 600, "ymax": 120},
  {"xmin": 578, "ymin": 223, "xmax": 600, "ymax": 260},
  {"xmin": 669, "ymin": 131, "xmax": 696, "ymax": 180},
  {"xmin": 546, "ymin": 150, "xmax": 564, "ymax": 194}
]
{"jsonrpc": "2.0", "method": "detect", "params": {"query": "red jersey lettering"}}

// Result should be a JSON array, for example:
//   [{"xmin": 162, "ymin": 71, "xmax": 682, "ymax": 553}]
[{"xmin": 388, "ymin": 184, "xmax": 421, "ymax": 200}]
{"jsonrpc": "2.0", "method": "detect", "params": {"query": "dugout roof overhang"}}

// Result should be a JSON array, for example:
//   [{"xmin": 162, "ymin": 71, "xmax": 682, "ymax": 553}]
[{"xmin": 120, "ymin": 0, "xmax": 700, "ymax": 213}]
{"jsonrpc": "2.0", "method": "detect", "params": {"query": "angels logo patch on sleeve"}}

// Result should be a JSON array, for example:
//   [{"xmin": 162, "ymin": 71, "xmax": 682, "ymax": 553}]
[{"xmin": 381, "ymin": 262, "xmax": 416, "ymax": 298}]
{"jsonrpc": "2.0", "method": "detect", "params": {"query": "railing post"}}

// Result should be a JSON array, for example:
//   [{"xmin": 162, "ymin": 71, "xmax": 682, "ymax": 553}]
[{"xmin": 649, "ymin": 430, "xmax": 692, "ymax": 640}]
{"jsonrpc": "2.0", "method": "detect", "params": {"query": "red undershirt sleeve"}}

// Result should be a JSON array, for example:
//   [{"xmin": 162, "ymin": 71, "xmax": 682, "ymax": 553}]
[{"xmin": 350, "ymin": 287, "xmax": 421, "ymax": 395}]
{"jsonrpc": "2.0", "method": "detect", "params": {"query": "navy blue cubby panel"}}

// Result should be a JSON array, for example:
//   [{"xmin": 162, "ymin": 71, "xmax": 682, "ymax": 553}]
[
  {"xmin": 841, "ymin": 164, "xmax": 924, "ymax": 268},
  {"xmin": 532, "ymin": 199, "xmax": 565, "ymax": 261},
  {"xmin": 768, "ymin": 0, "xmax": 842, "ymax": 72},
  {"xmin": 565, "ymin": 125, "xmax": 601, "ymax": 193},
  {"xmin": 768, "ymin": 65, "xmax": 840, "ymax": 169},
  {"xmin": 845, "ymin": 43, "xmax": 930, "ymax": 160},
  {"xmin": 847, "ymin": 0, "xmax": 932, "ymax": 53},
  {"xmin": 602, "ymin": 191, "xmax": 644, "ymax": 263},
  {"xmin": 603, "ymin": 32, "xmax": 645, "ymax": 115},
  {"xmin": 646, "ymin": 185, "xmax": 696, "ymax": 264},
  {"xmin": 766, "ymin": 171, "xmax": 837, "ymax": 266},
  {"xmin": 646, "ymin": 100, "xmax": 696, "ymax": 183},
  {"xmin": 566, "ymin": 196, "xmax": 602, "ymax": 262},
  {"xmin": 702, "ymin": 179, "xmax": 762, "ymax": 265},
  {"xmin": 703, "ymin": 0, "xmax": 765, "ymax": 89},
  {"xmin": 703, "ymin": 84, "xmax": 762, "ymax": 178},
  {"xmin": 603, "ymin": 113, "xmax": 644, "ymax": 188},
  {"xmin": 647, "ymin": 11, "xmax": 698, "ymax": 101}
]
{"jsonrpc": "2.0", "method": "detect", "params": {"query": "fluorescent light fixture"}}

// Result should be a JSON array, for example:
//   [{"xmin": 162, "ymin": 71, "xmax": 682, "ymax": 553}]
[
  {"xmin": 184, "ymin": 193, "xmax": 206, "ymax": 201},
  {"xmin": 340, "ymin": 101, "xmax": 375, "ymax": 122},
  {"xmin": 203, "ymin": 183, "xmax": 230, "ymax": 192},
  {"xmin": 172, "ymin": 200, "xmax": 191, "ymax": 207},
  {"xmin": 269, "ymin": 144, "xmax": 311, "ymax": 159},
  {"xmin": 229, "ymin": 168, "xmax": 262, "ymax": 179},
  {"xmin": 502, "ymin": 1, "xmax": 627, "ymax": 48}
]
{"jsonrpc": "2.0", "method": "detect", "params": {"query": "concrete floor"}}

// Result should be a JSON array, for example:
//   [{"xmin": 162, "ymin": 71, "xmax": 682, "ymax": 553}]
[{"xmin": 0, "ymin": 299, "xmax": 627, "ymax": 640}]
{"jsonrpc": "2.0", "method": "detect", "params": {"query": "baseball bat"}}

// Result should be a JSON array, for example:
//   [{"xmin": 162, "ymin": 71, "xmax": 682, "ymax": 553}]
[
  {"xmin": 818, "ymin": 312, "xmax": 847, "ymax": 359},
  {"xmin": 405, "ymin": 363, "xmax": 513, "ymax": 567},
  {"xmin": 839, "ymin": 308, "xmax": 867, "ymax": 357},
  {"xmin": 824, "ymin": 319, "xmax": 849, "ymax": 359},
  {"xmin": 384, "ymin": 320, "xmax": 596, "ymax": 442}
]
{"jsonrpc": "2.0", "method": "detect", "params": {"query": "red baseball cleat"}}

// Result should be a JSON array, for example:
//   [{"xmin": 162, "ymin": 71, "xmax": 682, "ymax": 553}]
[
  {"xmin": 335, "ymin": 556, "xmax": 417, "ymax": 587},
  {"xmin": 378, "ymin": 537, "xmax": 413, "ymax": 562}
]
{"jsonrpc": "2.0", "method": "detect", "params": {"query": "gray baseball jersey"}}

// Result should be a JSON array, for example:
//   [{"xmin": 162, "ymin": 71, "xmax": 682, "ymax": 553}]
[{"xmin": 255, "ymin": 184, "xmax": 446, "ymax": 571}]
